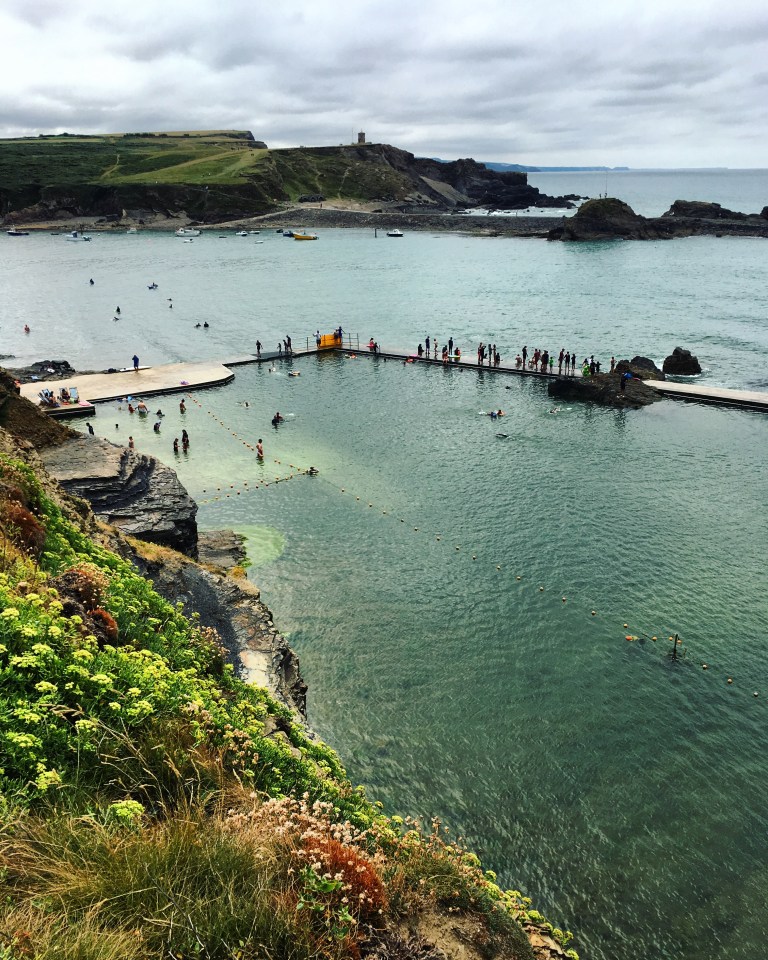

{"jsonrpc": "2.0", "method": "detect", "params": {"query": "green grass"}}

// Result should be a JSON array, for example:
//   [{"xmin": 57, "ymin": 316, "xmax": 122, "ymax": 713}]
[{"xmin": 0, "ymin": 131, "xmax": 413, "ymax": 204}]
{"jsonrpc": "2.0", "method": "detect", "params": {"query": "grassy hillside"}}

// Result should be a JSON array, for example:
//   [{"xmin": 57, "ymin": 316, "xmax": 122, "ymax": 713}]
[
  {"xmin": 0, "ymin": 398, "xmax": 578, "ymax": 960},
  {"xmin": 0, "ymin": 131, "xmax": 263, "ymax": 190},
  {"xmin": 0, "ymin": 132, "xmax": 416, "ymax": 216}
]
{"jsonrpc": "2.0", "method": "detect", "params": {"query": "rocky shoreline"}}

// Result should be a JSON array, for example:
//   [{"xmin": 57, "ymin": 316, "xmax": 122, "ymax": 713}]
[{"xmin": 6, "ymin": 196, "xmax": 768, "ymax": 242}]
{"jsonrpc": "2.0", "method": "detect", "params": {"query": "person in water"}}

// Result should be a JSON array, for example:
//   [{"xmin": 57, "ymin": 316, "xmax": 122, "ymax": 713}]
[{"xmin": 256, "ymin": 439, "xmax": 264, "ymax": 458}]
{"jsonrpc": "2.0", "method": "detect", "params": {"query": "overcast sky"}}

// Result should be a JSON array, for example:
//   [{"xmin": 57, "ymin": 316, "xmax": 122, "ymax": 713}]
[{"xmin": 1, "ymin": 0, "xmax": 766, "ymax": 168}]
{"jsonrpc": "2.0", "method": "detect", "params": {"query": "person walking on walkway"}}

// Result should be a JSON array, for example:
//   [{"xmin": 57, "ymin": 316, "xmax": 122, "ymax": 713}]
[
  {"xmin": 522, "ymin": 345, "xmax": 528, "ymax": 370},
  {"xmin": 132, "ymin": 354, "xmax": 139, "ymax": 371}
]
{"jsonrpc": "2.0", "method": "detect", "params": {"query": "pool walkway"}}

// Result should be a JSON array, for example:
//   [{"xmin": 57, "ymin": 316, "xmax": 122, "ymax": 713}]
[{"xmin": 19, "ymin": 346, "xmax": 768, "ymax": 414}]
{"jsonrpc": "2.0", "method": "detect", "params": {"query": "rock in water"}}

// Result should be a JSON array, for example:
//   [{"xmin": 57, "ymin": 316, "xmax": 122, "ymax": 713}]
[
  {"xmin": 663, "ymin": 346, "xmax": 702, "ymax": 375},
  {"xmin": 615, "ymin": 356, "xmax": 666, "ymax": 380},
  {"xmin": 548, "ymin": 373, "xmax": 661, "ymax": 408},
  {"xmin": 548, "ymin": 198, "xmax": 671, "ymax": 241}
]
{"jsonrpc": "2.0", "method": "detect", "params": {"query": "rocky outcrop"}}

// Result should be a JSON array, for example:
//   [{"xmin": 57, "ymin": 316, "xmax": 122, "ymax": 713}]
[
  {"xmin": 131, "ymin": 544, "xmax": 307, "ymax": 715},
  {"xmin": 549, "ymin": 197, "xmax": 768, "ymax": 241},
  {"xmin": 548, "ymin": 373, "xmax": 662, "ymax": 408},
  {"xmin": 663, "ymin": 346, "xmax": 702, "ymax": 376},
  {"xmin": 40, "ymin": 435, "xmax": 198, "ymax": 556},
  {"xmin": 615, "ymin": 356, "xmax": 665, "ymax": 380},
  {"xmin": 7, "ymin": 359, "xmax": 80, "ymax": 384},
  {"xmin": 548, "ymin": 198, "xmax": 674, "ymax": 241}
]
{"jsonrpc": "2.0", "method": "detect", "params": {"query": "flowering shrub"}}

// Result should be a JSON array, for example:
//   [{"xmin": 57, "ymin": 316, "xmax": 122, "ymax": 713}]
[
  {"xmin": 0, "ymin": 454, "xmax": 371, "ymax": 826},
  {"xmin": 0, "ymin": 501, "xmax": 46, "ymax": 559}
]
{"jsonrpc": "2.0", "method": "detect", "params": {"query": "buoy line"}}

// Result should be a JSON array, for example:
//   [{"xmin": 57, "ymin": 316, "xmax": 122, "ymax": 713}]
[
  {"xmin": 332, "ymin": 479, "xmax": 764, "ymax": 699},
  {"xmin": 187, "ymin": 395, "xmax": 764, "ymax": 701}
]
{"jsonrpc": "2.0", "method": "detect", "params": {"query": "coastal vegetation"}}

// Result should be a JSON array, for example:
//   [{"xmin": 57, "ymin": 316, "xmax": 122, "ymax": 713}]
[
  {"xmin": 0, "ymin": 130, "xmax": 563, "ymax": 223},
  {"xmin": 0, "ymin": 404, "xmax": 576, "ymax": 960}
]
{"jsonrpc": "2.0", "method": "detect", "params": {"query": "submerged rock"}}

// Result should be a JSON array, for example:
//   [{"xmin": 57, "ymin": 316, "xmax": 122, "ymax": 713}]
[
  {"xmin": 663, "ymin": 346, "xmax": 702, "ymax": 376},
  {"xmin": 548, "ymin": 373, "xmax": 661, "ymax": 408}
]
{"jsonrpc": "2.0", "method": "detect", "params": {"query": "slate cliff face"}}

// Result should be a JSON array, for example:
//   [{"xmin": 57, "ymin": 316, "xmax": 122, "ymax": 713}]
[{"xmin": 40, "ymin": 435, "xmax": 198, "ymax": 557}]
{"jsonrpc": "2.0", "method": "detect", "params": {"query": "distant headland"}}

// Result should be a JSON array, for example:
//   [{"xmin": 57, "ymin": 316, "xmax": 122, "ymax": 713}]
[{"xmin": 2, "ymin": 131, "xmax": 766, "ymax": 240}]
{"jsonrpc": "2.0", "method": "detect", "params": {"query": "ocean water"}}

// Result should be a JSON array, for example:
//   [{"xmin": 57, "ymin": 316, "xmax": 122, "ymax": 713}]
[
  {"xmin": 529, "ymin": 168, "xmax": 768, "ymax": 218},
  {"xmin": 3, "ymin": 184, "xmax": 768, "ymax": 959}
]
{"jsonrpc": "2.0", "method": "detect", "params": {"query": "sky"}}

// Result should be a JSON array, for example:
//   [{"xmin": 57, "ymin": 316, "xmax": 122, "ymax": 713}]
[{"xmin": 1, "ymin": 0, "xmax": 766, "ymax": 168}]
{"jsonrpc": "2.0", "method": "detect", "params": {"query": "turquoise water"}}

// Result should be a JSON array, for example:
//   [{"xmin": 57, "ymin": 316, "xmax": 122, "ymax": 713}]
[{"xmin": 4, "ymin": 210, "xmax": 768, "ymax": 959}]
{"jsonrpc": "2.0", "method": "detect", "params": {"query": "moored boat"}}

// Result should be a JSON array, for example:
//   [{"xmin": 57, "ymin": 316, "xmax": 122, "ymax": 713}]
[
  {"xmin": 64, "ymin": 230, "xmax": 91, "ymax": 241},
  {"xmin": 293, "ymin": 232, "xmax": 318, "ymax": 241},
  {"xmin": 175, "ymin": 227, "xmax": 201, "ymax": 237},
  {"xmin": 6, "ymin": 228, "xmax": 29, "ymax": 236},
  {"xmin": 387, "ymin": 229, "xmax": 404, "ymax": 237}
]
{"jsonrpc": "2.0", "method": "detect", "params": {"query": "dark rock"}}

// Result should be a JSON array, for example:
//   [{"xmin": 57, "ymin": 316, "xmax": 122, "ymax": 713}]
[
  {"xmin": 132, "ymin": 548, "xmax": 307, "ymax": 715},
  {"xmin": 549, "ymin": 197, "xmax": 768, "ymax": 241},
  {"xmin": 40, "ymin": 435, "xmax": 198, "ymax": 556},
  {"xmin": 615, "ymin": 356, "xmax": 665, "ymax": 381},
  {"xmin": 548, "ymin": 373, "xmax": 661, "ymax": 408},
  {"xmin": 8, "ymin": 359, "xmax": 78, "ymax": 383},
  {"xmin": 548, "ymin": 198, "xmax": 672, "ymax": 241},
  {"xmin": 663, "ymin": 200, "xmax": 746, "ymax": 220},
  {"xmin": 663, "ymin": 346, "xmax": 702, "ymax": 376}
]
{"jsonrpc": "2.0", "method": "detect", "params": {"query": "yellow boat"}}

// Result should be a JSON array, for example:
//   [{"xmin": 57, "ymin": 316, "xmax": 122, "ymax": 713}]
[{"xmin": 293, "ymin": 232, "xmax": 318, "ymax": 240}]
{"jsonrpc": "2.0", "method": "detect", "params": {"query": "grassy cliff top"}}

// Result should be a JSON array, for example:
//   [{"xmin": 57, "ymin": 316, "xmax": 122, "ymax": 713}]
[{"xmin": 0, "ymin": 131, "xmax": 414, "ymax": 202}]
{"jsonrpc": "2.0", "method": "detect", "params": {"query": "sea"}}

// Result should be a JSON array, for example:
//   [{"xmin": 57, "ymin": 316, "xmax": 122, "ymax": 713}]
[{"xmin": 3, "ymin": 169, "xmax": 768, "ymax": 960}]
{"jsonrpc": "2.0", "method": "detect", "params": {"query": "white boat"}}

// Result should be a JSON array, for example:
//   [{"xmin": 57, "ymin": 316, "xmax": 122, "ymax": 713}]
[
  {"xmin": 248, "ymin": 230, "xmax": 260, "ymax": 235},
  {"xmin": 387, "ymin": 229, "xmax": 404, "ymax": 237},
  {"xmin": 64, "ymin": 230, "xmax": 91, "ymax": 241},
  {"xmin": 175, "ymin": 227, "xmax": 201, "ymax": 237},
  {"xmin": 6, "ymin": 228, "xmax": 29, "ymax": 236},
  {"xmin": 126, "ymin": 227, "xmax": 138, "ymax": 234},
  {"xmin": 235, "ymin": 230, "xmax": 248, "ymax": 236}
]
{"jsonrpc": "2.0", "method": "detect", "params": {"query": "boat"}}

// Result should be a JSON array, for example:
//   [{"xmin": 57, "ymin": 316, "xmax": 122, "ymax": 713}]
[
  {"xmin": 175, "ymin": 227, "xmax": 201, "ymax": 237},
  {"xmin": 64, "ymin": 230, "xmax": 91, "ymax": 241},
  {"xmin": 293, "ymin": 232, "xmax": 318, "ymax": 241},
  {"xmin": 282, "ymin": 230, "xmax": 294, "ymax": 237},
  {"xmin": 387, "ymin": 229, "xmax": 404, "ymax": 237},
  {"xmin": 248, "ymin": 230, "xmax": 260, "ymax": 235},
  {"xmin": 126, "ymin": 227, "xmax": 138, "ymax": 234},
  {"xmin": 235, "ymin": 230, "xmax": 248, "ymax": 236},
  {"xmin": 6, "ymin": 229, "xmax": 29, "ymax": 236}
]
